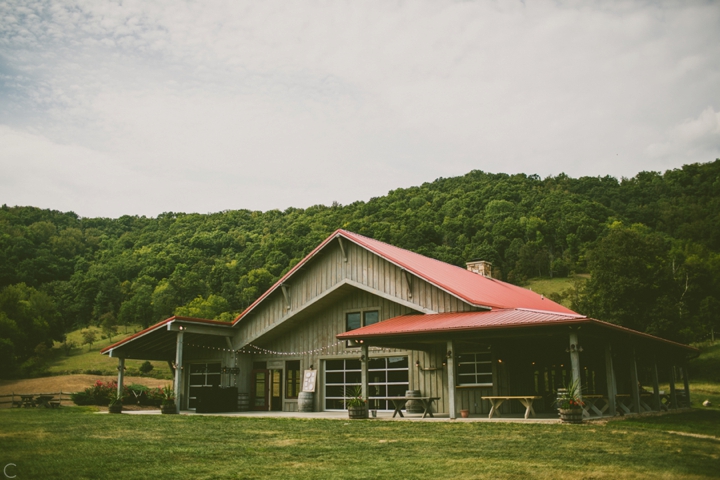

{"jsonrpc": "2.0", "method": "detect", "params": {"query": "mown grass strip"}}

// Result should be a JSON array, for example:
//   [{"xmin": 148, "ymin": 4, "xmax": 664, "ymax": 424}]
[{"xmin": 1, "ymin": 408, "xmax": 719, "ymax": 479}]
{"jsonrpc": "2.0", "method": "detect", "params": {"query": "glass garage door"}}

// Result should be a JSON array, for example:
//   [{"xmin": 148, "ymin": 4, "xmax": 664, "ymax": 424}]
[{"xmin": 324, "ymin": 356, "xmax": 408, "ymax": 411}]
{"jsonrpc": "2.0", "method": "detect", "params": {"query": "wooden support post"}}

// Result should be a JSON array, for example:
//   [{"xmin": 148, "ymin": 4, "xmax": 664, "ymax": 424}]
[
  {"xmin": 361, "ymin": 344, "xmax": 369, "ymax": 402},
  {"xmin": 569, "ymin": 332, "xmax": 582, "ymax": 401},
  {"xmin": 447, "ymin": 340, "xmax": 456, "ymax": 419},
  {"xmin": 682, "ymin": 365, "xmax": 691, "ymax": 408},
  {"xmin": 629, "ymin": 348, "xmax": 641, "ymax": 413},
  {"xmin": 651, "ymin": 357, "xmax": 661, "ymax": 411},
  {"xmin": 174, "ymin": 330, "xmax": 184, "ymax": 413},
  {"xmin": 669, "ymin": 366, "xmax": 678, "ymax": 410},
  {"xmin": 117, "ymin": 357, "xmax": 125, "ymax": 399},
  {"xmin": 604, "ymin": 343, "xmax": 617, "ymax": 416}
]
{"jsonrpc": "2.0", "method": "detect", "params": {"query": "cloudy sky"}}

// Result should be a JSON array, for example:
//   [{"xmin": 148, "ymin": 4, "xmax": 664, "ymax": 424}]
[{"xmin": 1, "ymin": 1, "xmax": 719, "ymax": 218}]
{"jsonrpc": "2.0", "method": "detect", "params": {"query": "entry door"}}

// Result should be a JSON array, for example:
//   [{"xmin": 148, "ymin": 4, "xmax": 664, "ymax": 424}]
[
  {"xmin": 270, "ymin": 369, "xmax": 283, "ymax": 411},
  {"xmin": 251, "ymin": 369, "xmax": 269, "ymax": 411}
]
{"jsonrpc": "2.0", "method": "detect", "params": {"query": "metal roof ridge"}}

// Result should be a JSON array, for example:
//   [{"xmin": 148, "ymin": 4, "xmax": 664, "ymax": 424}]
[{"xmin": 514, "ymin": 307, "xmax": 586, "ymax": 318}]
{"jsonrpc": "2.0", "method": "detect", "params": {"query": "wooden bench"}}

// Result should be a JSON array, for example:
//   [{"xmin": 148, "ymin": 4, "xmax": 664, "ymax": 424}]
[
  {"xmin": 49, "ymin": 401, "xmax": 61, "ymax": 408},
  {"xmin": 483, "ymin": 396, "xmax": 542, "ymax": 419},
  {"xmin": 582, "ymin": 394, "xmax": 609, "ymax": 417},
  {"xmin": 379, "ymin": 396, "xmax": 441, "ymax": 418}
]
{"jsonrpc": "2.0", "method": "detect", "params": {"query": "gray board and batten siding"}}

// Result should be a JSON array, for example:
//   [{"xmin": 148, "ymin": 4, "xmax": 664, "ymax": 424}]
[{"xmin": 231, "ymin": 238, "xmax": 484, "ymax": 413}]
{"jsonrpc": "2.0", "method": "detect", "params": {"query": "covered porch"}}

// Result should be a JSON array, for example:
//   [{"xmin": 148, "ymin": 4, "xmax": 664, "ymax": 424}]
[{"xmin": 337, "ymin": 309, "xmax": 698, "ymax": 420}]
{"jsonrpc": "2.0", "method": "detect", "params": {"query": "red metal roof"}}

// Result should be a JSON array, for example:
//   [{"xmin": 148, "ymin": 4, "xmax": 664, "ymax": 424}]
[
  {"xmin": 337, "ymin": 309, "xmax": 585, "ymax": 337},
  {"xmin": 233, "ymin": 229, "xmax": 576, "ymax": 325},
  {"xmin": 340, "ymin": 230, "xmax": 577, "ymax": 314},
  {"xmin": 100, "ymin": 316, "xmax": 233, "ymax": 354},
  {"xmin": 336, "ymin": 309, "xmax": 698, "ymax": 352}
]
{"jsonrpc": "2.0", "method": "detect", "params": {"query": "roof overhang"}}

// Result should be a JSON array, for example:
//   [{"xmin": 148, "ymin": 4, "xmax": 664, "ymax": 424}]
[
  {"xmin": 101, "ymin": 316, "xmax": 235, "ymax": 360},
  {"xmin": 337, "ymin": 310, "xmax": 698, "ymax": 357}
]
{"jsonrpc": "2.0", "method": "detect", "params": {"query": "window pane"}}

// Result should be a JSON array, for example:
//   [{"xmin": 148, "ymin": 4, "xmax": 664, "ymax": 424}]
[
  {"xmin": 388, "ymin": 384, "xmax": 406, "ymax": 396},
  {"xmin": 326, "ymin": 360, "xmax": 345, "ymax": 371},
  {"xmin": 368, "ymin": 358, "xmax": 386, "ymax": 370},
  {"xmin": 345, "ymin": 359, "xmax": 361, "ymax": 370},
  {"xmin": 346, "ymin": 371, "xmax": 361, "ymax": 384},
  {"xmin": 388, "ymin": 370, "xmax": 409, "ymax": 383},
  {"xmin": 364, "ymin": 311, "xmax": 379, "ymax": 326},
  {"xmin": 388, "ymin": 356, "xmax": 408, "ymax": 369},
  {"xmin": 346, "ymin": 312, "xmax": 361, "ymax": 331},
  {"xmin": 326, "ymin": 372, "xmax": 344, "ymax": 384},
  {"xmin": 369, "ymin": 371, "xmax": 386, "ymax": 383}
]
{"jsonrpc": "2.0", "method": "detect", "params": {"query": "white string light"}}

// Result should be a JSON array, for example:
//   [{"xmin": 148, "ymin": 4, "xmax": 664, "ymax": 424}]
[{"xmin": 184, "ymin": 341, "xmax": 394, "ymax": 356}]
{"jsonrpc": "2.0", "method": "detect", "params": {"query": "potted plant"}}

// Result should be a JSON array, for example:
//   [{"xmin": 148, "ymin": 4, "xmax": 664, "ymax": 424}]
[
  {"xmin": 160, "ymin": 385, "xmax": 177, "ymax": 415},
  {"xmin": 108, "ymin": 392, "xmax": 123, "ymax": 414},
  {"xmin": 346, "ymin": 386, "xmax": 368, "ymax": 419},
  {"xmin": 556, "ymin": 378, "xmax": 584, "ymax": 424}
]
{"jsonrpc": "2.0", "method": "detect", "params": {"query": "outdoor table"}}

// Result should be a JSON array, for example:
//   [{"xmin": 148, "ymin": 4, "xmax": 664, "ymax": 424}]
[
  {"xmin": 35, "ymin": 395, "xmax": 55, "ymax": 408},
  {"xmin": 382, "ymin": 396, "xmax": 440, "ymax": 418},
  {"xmin": 20, "ymin": 395, "xmax": 36, "ymax": 408},
  {"xmin": 483, "ymin": 396, "xmax": 542, "ymax": 419},
  {"xmin": 49, "ymin": 401, "xmax": 61, "ymax": 408}
]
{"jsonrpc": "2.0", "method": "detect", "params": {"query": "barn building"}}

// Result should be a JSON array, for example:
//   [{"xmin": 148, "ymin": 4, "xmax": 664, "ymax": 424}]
[{"xmin": 101, "ymin": 229, "xmax": 696, "ymax": 418}]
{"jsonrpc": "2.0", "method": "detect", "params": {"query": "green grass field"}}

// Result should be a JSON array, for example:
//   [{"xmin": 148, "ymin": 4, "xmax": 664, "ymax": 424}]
[
  {"xmin": 46, "ymin": 325, "xmax": 172, "ymax": 379},
  {"xmin": 0, "ymin": 408, "xmax": 718, "ymax": 479}
]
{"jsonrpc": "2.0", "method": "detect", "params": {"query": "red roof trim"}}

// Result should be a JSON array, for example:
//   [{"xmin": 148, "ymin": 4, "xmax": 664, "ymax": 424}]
[{"xmin": 100, "ymin": 316, "xmax": 233, "ymax": 354}]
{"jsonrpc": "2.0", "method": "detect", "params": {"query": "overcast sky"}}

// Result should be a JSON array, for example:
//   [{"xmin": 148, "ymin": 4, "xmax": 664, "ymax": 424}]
[{"xmin": 1, "ymin": 1, "xmax": 719, "ymax": 218}]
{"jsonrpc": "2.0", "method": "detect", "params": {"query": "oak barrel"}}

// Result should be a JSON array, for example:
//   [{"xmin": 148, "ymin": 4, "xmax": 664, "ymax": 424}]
[
  {"xmin": 405, "ymin": 390, "xmax": 423, "ymax": 414},
  {"xmin": 298, "ymin": 391, "xmax": 314, "ymax": 412}
]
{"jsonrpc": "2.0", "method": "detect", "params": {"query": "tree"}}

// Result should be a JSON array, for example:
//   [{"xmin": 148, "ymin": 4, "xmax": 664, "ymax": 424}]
[{"xmin": 81, "ymin": 329, "xmax": 97, "ymax": 350}]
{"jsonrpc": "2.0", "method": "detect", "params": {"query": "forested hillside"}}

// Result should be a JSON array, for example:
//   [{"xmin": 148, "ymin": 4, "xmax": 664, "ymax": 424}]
[{"xmin": 2, "ymin": 160, "xmax": 719, "ymax": 377}]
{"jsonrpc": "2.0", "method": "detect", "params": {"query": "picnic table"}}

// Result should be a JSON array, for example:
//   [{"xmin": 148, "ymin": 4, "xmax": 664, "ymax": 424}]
[
  {"xmin": 35, "ymin": 395, "xmax": 55, "ymax": 408},
  {"xmin": 381, "ymin": 396, "xmax": 441, "ymax": 418},
  {"xmin": 20, "ymin": 395, "xmax": 36, "ymax": 408},
  {"xmin": 582, "ymin": 394, "xmax": 609, "ymax": 417},
  {"xmin": 483, "ymin": 396, "xmax": 542, "ymax": 419}
]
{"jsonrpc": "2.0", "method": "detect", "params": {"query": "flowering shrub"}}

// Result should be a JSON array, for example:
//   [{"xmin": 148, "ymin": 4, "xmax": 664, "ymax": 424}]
[
  {"xmin": 556, "ymin": 378, "xmax": 585, "ymax": 410},
  {"xmin": 71, "ymin": 380, "xmax": 127, "ymax": 406}
]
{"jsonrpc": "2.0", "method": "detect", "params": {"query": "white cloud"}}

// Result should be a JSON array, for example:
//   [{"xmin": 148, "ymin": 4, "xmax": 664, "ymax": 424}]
[{"xmin": 1, "ymin": 0, "xmax": 719, "ymax": 217}]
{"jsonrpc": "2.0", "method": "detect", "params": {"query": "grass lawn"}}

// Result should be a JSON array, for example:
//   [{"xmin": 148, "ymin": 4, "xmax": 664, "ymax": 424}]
[{"xmin": 1, "ymin": 408, "xmax": 719, "ymax": 479}]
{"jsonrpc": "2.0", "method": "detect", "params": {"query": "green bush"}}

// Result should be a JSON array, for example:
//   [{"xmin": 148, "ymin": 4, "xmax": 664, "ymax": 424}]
[
  {"xmin": 70, "ymin": 391, "xmax": 95, "ymax": 406},
  {"xmin": 72, "ymin": 380, "xmax": 122, "ymax": 406},
  {"xmin": 139, "ymin": 361, "xmax": 154, "ymax": 374}
]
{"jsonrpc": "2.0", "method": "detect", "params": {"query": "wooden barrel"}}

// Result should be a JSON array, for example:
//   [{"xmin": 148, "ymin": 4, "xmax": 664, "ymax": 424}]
[
  {"xmin": 237, "ymin": 393, "xmax": 250, "ymax": 412},
  {"xmin": 405, "ymin": 390, "xmax": 423, "ymax": 414},
  {"xmin": 298, "ymin": 391, "xmax": 314, "ymax": 412},
  {"xmin": 559, "ymin": 408, "xmax": 583, "ymax": 424}
]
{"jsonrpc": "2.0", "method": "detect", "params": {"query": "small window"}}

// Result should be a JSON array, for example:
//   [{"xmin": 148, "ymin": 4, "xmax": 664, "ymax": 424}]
[
  {"xmin": 345, "ymin": 309, "xmax": 379, "ymax": 347},
  {"xmin": 285, "ymin": 361, "xmax": 300, "ymax": 399},
  {"xmin": 456, "ymin": 352, "xmax": 493, "ymax": 387}
]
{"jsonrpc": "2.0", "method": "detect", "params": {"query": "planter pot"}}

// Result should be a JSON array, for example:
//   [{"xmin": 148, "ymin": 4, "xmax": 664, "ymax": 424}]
[
  {"xmin": 559, "ymin": 408, "xmax": 583, "ymax": 424},
  {"xmin": 460, "ymin": 409, "xmax": 470, "ymax": 418},
  {"xmin": 108, "ymin": 403, "xmax": 123, "ymax": 414},
  {"xmin": 348, "ymin": 406, "xmax": 368, "ymax": 419},
  {"xmin": 161, "ymin": 404, "xmax": 178, "ymax": 414}
]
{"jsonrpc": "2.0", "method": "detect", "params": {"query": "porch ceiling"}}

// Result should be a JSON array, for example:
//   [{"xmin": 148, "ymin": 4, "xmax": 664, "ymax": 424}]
[{"xmin": 102, "ymin": 317, "xmax": 235, "ymax": 361}]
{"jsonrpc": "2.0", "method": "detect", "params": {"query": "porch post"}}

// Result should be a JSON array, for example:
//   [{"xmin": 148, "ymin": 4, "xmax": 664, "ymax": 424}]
[
  {"xmin": 651, "ymin": 357, "xmax": 661, "ymax": 411},
  {"xmin": 174, "ymin": 330, "xmax": 184, "ymax": 413},
  {"xmin": 446, "ymin": 340, "xmax": 456, "ymax": 419},
  {"xmin": 569, "ymin": 332, "xmax": 582, "ymax": 401},
  {"xmin": 681, "ymin": 364, "xmax": 691, "ymax": 408},
  {"xmin": 117, "ymin": 357, "xmax": 125, "ymax": 399},
  {"xmin": 629, "ymin": 348, "xmax": 641, "ymax": 413},
  {"xmin": 604, "ymin": 343, "xmax": 617, "ymax": 416},
  {"xmin": 669, "ymin": 366, "xmax": 678, "ymax": 410},
  {"xmin": 361, "ymin": 344, "xmax": 369, "ymax": 402}
]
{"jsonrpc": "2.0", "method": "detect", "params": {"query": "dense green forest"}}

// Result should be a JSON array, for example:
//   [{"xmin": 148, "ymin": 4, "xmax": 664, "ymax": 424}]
[{"xmin": 1, "ymin": 160, "xmax": 719, "ymax": 377}]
